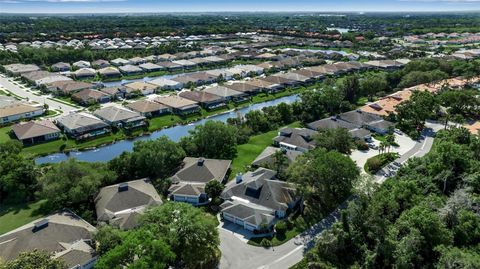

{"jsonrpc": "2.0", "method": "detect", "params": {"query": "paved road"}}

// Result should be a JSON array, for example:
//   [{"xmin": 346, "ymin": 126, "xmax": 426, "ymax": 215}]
[
  {"xmin": 0, "ymin": 75, "xmax": 78, "ymax": 114},
  {"xmin": 219, "ymin": 122, "xmax": 442, "ymax": 269}
]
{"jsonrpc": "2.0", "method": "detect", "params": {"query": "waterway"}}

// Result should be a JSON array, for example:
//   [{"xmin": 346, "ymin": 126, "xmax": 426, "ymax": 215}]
[{"xmin": 35, "ymin": 94, "xmax": 300, "ymax": 164}]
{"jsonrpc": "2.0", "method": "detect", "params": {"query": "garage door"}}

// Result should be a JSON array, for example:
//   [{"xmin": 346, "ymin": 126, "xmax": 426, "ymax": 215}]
[
  {"xmin": 244, "ymin": 223, "xmax": 256, "ymax": 231},
  {"xmin": 235, "ymin": 219, "xmax": 244, "ymax": 226}
]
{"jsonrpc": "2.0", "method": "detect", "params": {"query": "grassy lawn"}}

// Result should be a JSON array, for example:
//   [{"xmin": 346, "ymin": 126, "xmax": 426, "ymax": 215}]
[
  {"xmin": 0, "ymin": 200, "xmax": 48, "ymax": 235},
  {"xmin": 248, "ymin": 229, "xmax": 299, "ymax": 247},
  {"xmin": 229, "ymin": 121, "xmax": 301, "ymax": 179},
  {"xmin": 364, "ymin": 152, "xmax": 399, "ymax": 175},
  {"xmin": 0, "ymin": 126, "xmax": 12, "ymax": 143}
]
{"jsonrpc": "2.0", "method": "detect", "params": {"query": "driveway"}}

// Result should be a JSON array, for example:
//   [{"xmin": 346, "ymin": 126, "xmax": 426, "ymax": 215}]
[
  {"xmin": 0, "ymin": 74, "xmax": 78, "ymax": 114},
  {"xmin": 350, "ymin": 131, "xmax": 417, "ymax": 173}
]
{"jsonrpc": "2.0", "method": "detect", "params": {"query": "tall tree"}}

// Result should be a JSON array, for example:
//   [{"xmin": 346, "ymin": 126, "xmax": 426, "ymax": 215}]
[
  {"xmin": 180, "ymin": 121, "xmax": 237, "ymax": 159},
  {"xmin": 0, "ymin": 250, "xmax": 65, "ymax": 269},
  {"xmin": 314, "ymin": 128, "xmax": 354, "ymax": 154}
]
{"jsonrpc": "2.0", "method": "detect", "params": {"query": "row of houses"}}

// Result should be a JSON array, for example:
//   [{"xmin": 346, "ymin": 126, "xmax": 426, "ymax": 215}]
[{"xmin": 0, "ymin": 96, "xmax": 44, "ymax": 125}]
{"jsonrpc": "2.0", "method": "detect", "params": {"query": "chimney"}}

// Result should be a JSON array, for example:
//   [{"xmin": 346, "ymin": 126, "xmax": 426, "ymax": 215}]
[
  {"xmin": 198, "ymin": 158, "xmax": 205, "ymax": 166},
  {"xmin": 118, "ymin": 183, "xmax": 129, "ymax": 192},
  {"xmin": 236, "ymin": 173, "xmax": 243, "ymax": 184}
]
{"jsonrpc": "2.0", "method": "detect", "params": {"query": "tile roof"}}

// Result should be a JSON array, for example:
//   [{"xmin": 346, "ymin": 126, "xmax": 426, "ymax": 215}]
[{"xmin": 12, "ymin": 120, "xmax": 60, "ymax": 140}]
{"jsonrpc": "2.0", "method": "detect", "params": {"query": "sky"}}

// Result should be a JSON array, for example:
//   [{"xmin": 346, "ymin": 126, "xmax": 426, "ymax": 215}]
[{"xmin": 1, "ymin": 0, "xmax": 480, "ymax": 14}]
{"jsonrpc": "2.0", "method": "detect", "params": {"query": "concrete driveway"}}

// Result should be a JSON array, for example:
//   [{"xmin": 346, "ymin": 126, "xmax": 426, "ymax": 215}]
[{"xmin": 350, "ymin": 132, "xmax": 417, "ymax": 173}]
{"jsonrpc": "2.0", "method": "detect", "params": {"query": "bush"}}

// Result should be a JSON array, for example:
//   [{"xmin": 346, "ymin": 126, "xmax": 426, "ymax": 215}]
[
  {"xmin": 260, "ymin": 238, "xmax": 272, "ymax": 248},
  {"xmin": 355, "ymin": 140, "xmax": 369, "ymax": 151},
  {"xmin": 364, "ymin": 153, "xmax": 398, "ymax": 174},
  {"xmin": 275, "ymin": 220, "xmax": 288, "ymax": 235}
]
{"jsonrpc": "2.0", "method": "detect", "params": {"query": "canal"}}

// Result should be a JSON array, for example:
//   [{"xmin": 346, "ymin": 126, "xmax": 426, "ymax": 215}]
[{"xmin": 36, "ymin": 94, "xmax": 300, "ymax": 164}]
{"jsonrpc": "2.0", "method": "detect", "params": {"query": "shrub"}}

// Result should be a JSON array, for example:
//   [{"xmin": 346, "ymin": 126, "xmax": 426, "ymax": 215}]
[
  {"xmin": 355, "ymin": 140, "xmax": 369, "ymax": 151},
  {"xmin": 275, "ymin": 220, "xmax": 288, "ymax": 235},
  {"xmin": 260, "ymin": 238, "xmax": 272, "ymax": 248}
]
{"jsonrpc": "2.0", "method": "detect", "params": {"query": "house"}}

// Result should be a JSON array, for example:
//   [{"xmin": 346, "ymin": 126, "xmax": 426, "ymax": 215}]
[
  {"xmin": 3, "ymin": 63, "xmax": 40, "ymax": 76},
  {"xmin": 273, "ymin": 127, "xmax": 318, "ymax": 152},
  {"xmin": 124, "ymin": 81, "xmax": 157, "ymax": 96},
  {"xmin": 12, "ymin": 120, "xmax": 61, "ymax": 145},
  {"xmin": 100, "ymin": 86, "xmax": 126, "ymax": 99},
  {"xmin": 0, "ymin": 210, "xmax": 97, "ymax": 269},
  {"xmin": 56, "ymin": 112, "xmax": 110, "ymax": 140},
  {"xmin": 0, "ymin": 102, "xmax": 43, "ymax": 125},
  {"xmin": 71, "ymin": 89, "xmax": 112, "ymax": 105},
  {"xmin": 291, "ymin": 68, "xmax": 325, "ymax": 80},
  {"xmin": 128, "ymin": 57, "xmax": 147, "ymax": 65},
  {"xmin": 95, "ymin": 179, "xmax": 162, "ymax": 230},
  {"xmin": 172, "ymin": 59, "xmax": 197, "ymax": 68},
  {"xmin": 246, "ymin": 78, "xmax": 282, "ymax": 93},
  {"xmin": 92, "ymin": 59, "xmax": 110, "ymax": 69},
  {"xmin": 157, "ymin": 61, "xmax": 183, "ymax": 71},
  {"xmin": 148, "ymin": 77, "xmax": 183, "ymax": 90},
  {"xmin": 154, "ymin": 95, "xmax": 200, "ymax": 115},
  {"xmin": 251, "ymin": 146, "xmax": 302, "ymax": 168},
  {"xmin": 35, "ymin": 75, "xmax": 72, "ymax": 87},
  {"xmin": 220, "ymin": 168, "xmax": 299, "ymax": 232},
  {"xmin": 94, "ymin": 106, "xmax": 146, "ymax": 129},
  {"xmin": 72, "ymin": 60, "xmax": 91, "ymax": 69},
  {"xmin": 179, "ymin": 90, "xmax": 226, "ymax": 110},
  {"xmin": 273, "ymin": 72, "xmax": 312, "ymax": 84},
  {"xmin": 51, "ymin": 62, "xmax": 71, "ymax": 72},
  {"xmin": 224, "ymin": 82, "xmax": 262, "ymax": 95},
  {"xmin": 111, "ymin": 58, "xmax": 130, "ymax": 66},
  {"xmin": 139, "ymin": 63, "xmax": 163, "ymax": 72},
  {"xmin": 118, "ymin": 65, "xmax": 143, "ymax": 75},
  {"xmin": 307, "ymin": 117, "xmax": 372, "ymax": 141},
  {"xmin": 74, "ymin": 68, "xmax": 96, "ymax": 79},
  {"xmin": 126, "ymin": 100, "xmax": 171, "ymax": 117},
  {"xmin": 168, "ymin": 157, "xmax": 231, "ymax": 206},
  {"xmin": 203, "ymin": 85, "xmax": 249, "ymax": 102},
  {"xmin": 97, "ymin": 67, "xmax": 121, "ymax": 78},
  {"xmin": 260, "ymin": 75, "xmax": 297, "ymax": 88},
  {"xmin": 49, "ymin": 80, "xmax": 95, "ymax": 95},
  {"xmin": 337, "ymin": 110, "xmax": 395, "ymax": 135}
]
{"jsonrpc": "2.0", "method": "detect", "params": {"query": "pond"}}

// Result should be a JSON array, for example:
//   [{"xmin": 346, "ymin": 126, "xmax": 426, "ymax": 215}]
[{"xmin": 35, "ymin": 94, "xmax": 300, "ymax": 164}]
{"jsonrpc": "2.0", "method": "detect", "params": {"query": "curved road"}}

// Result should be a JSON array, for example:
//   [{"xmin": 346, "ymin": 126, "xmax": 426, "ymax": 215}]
[
  {"xmin": 219, "ymin": 122, "xmax": 440, "ymax": 269},
  {"xmin": 0, "ymin": 75, "xmax": 78, "ymax": 114}
]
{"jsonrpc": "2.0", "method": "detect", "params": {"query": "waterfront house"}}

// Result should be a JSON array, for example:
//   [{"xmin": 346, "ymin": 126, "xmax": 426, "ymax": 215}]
[
  {"xmin": 118, "ymin": 65, "xmax": 143, "ymax": 75},
  {"xmin": 97, "ymin": 67, "xmax": 121, "ymax": 78},
  {"xmin": 111, "ymin": 58, "xmax": 130, "ymax": 66},
  {"xmin": 94, "ymin": 106, "xmax": 146, "ymax": 129},
  {"xmin": 12, "ymin": 120, "xmax": 61, "ymax": 145},
  {"xmin": 179, "ymin": 90, "xmax": 226, "ymax": 110},
  {"xmin": 126, "ymin": 100, "xmax": 171, "ymax": 117},
  {"xmin": 203, "ymin": 85, "xmax": 249, "ymax": 102},
  {"xmin": 124, "ymin": 81, "xmax": 157, "ymax": 96},
  {"xmin": 56, "ymin": 112, "xmax": 110, "ymax": 140},
  {"xmin": 153, "ymin": 95, "xmax": 200, "ymax": 115},
  {"xmin": 148, "ymin": 77, "xmax": 183, "ymax": 90},
  {"xmin": 74, "ymin": 68, "xmax": 96, "ymax": 79}
]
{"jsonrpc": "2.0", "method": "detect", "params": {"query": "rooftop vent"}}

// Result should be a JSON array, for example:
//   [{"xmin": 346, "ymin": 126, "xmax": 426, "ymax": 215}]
[
  {"xmin": 198, "ymin": 158, "xmax": 205, "ymax": 166},
  {"xmin": 118, "ymin": 183, "xmax": 129, "ymax": 192},
  {"xmin": 32, "ymin": 219, "xmax": 49, "ymax": 233}
]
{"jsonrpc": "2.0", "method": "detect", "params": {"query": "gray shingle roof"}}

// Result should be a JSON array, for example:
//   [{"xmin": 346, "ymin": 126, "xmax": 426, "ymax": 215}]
[{"xmin": 170, "ymin": 157, "xmax": 231, "ymax": 184}]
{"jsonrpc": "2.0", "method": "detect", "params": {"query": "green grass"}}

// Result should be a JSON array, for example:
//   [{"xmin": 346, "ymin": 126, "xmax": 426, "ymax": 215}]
[
  {"xmin": 0, "ymin": 126, "xmax": 12, "ymax": 143},
  {"xmin": 248, "ymin": 229, "xmax": 299, "ymax": 247},
  {"xmin": 0, "ymin": 200, "xmax": 48, "ymax": 235},
  {"xmin": 229, "ymin": 121, "xmax": 301, "ymax": 179}
]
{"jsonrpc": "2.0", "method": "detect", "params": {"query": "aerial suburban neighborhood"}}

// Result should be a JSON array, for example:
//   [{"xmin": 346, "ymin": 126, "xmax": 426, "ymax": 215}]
[{"xmin": 0, "ymin": 2, "xmax": 480, "ymax": 269}]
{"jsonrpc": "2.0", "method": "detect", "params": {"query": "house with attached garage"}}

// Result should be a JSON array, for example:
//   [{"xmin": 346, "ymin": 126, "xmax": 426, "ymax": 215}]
[
  {"xmin": 126, "ymin": 100, "xmax": 171, "ymax": 117},
  {"xmin": 0, "ymin": 210, "xmax": 98, "ymax": 269},
  {"xmin": 12, "ymin": 120, "xmax": 61, "ymax": 145},
  {"xmin": 94, "ymin": 106, "xmax": 146, "ymax": 129},
  {"xmin": 95, "ymin": 179, "xmax": 162, "ymax": 230},
  {"xmin": 179, "ymin": 90, "xmax": 226, "ymax": 110},
  {"xmin": 220, "ymin": 168, "xmax": 299, "ymax": 232},
  {"xmin": 56, "ymin": 112, "xmax": 110, "ymax": 140},
  {"xmin": 154, "ymin": 95, "xmax": 200, "ymax": 115},
  {"xmin": 0, "ymin": 101, "xmax": 44, "ymax": 125},
  {"xmin": 168, "ymin": 157, "xmax": 231, "ymax": 206},
  {"xmin": 273, "ymin": 127, "xmax": 318, "ymax": 152}
]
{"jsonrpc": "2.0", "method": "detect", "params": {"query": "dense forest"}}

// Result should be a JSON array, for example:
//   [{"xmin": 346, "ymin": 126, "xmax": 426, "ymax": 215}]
[{"xmin": 1, "ymin": 13, "xmax": 480, "ymax": 42}]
